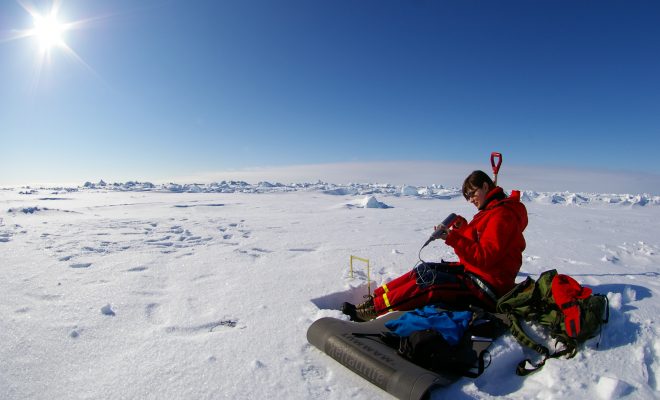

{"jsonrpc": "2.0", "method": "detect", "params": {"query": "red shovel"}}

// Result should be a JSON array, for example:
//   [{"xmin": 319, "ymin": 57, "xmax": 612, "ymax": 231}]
[{"xmin": 491, "ymin": 152, "xmax": 502, "ymax": 186}]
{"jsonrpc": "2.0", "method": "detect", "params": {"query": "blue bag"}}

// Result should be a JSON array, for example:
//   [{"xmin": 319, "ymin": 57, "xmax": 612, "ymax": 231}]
[{"xmin": 385, "ymin": 306, "xmax": 472, "ymax": 345}]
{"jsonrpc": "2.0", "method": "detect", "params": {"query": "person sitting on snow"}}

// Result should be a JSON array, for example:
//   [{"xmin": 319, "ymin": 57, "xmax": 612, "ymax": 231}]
[{"xmin": 342, "ymin": 170, "xmax": 528, "ymax": 321}]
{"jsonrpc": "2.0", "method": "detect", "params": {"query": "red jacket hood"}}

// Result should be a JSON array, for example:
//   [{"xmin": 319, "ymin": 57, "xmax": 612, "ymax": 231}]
[{"xmin": 481, "ymin": 187, "xmax": 528, "ymax": 231}]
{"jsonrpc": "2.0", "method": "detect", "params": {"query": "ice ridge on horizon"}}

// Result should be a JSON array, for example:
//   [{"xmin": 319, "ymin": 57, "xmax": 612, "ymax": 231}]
[{"xmin": 6, "ymin": 180, "xmax": 659, "ymax": 207}]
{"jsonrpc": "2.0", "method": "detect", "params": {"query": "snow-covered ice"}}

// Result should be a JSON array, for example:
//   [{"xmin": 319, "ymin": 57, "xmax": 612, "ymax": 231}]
[{"xmin": 1, "ymin": 181, "xmax": 660, "ymax": 399}]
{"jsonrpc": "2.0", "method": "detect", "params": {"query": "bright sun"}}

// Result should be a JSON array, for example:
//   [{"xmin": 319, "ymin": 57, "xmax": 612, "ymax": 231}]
[
  {"xmin": 1, "ymin": 1, "xmax": 97, "ymax": 86},
  {"xmin": 14, "ymin": 1, "xmax": 78, "ymax": 58},
  {"xmin": 32, "ymin": 13, "xmax": 67, "ymax": 51}
]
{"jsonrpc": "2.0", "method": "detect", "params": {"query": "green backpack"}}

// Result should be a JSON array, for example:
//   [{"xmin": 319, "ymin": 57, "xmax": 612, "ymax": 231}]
[{"xmin": 496, "ymin": 269, "xmax": 609, "ymax": 375}]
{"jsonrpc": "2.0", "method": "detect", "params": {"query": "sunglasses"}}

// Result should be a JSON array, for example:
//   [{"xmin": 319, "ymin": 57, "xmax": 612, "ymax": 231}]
[{"xmin": 465, "ymin": 188, "xmax": 480, "ymax": 199}]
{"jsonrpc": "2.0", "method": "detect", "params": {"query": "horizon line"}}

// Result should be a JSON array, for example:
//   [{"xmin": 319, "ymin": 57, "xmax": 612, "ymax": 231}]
[{"xmin": 3, "ymin": 161, "xmax": 660, "ymax": 196}]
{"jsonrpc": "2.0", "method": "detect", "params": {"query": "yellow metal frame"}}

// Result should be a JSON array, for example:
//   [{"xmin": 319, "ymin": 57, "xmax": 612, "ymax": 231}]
[{"xmin": 349, "ymin": 255, "xmax": 371, "ymax": 294}]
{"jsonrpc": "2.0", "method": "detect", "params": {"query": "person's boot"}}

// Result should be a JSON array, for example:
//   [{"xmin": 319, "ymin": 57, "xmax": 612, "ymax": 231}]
[
  {"xmin": 340, "ymin": 302, "xmax": 358, "ymax": 321},
  {"xmin": 341, "ymin": 295, "xmax": 377, "ymax": 322},
  {"xmin": 355, "ymin": 295, "xmax": 377, "ymax": 321}
]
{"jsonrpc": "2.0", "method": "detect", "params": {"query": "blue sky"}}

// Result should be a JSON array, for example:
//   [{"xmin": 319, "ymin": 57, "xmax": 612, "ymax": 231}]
[{"xmin": 1, "ymin": 0, "xmax": 659, "ymax": 186}]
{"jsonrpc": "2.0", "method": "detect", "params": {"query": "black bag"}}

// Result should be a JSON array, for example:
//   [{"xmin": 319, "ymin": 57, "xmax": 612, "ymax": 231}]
[
  {"xmin": 386, "ymin": 309, "xmax": 508, "ymax": 378},
  {"xmin": 397, "ymin": 329, "xmax": 484, "ymax": 378}
]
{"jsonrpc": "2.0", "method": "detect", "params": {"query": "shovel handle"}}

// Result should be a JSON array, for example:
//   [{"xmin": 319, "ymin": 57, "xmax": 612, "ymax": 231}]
[{"xmin": 491, "ymin": 152, "xmax": 502, "ymax": 175}]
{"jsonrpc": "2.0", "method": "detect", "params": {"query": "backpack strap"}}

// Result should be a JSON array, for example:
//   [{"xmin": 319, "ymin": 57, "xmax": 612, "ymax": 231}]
[
  {"xmin": 465, "ymin": 272, "xmax": 499, "ymax": 304},
  {"xmin": 516, "ymin": 356, "xmax": 548, "ymax": 376},
  {"xmin": 516, "ymin": 339, "xmax": 578, "ymax": 375},
  {"xmin": 462, "ymin": 349, "xmax": 491, "ymax": 378},
  {"xmin": 508, "ymin": 314, "xmax": 550, "ymax": 357},
  {"xmin": 507, "ymin": 313, "xmax": 580, "ymax": 375}
]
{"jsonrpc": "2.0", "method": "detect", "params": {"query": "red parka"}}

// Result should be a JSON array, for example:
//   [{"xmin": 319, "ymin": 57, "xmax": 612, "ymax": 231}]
[{"xmin": 445, "ymin": 187, "xmax": 528, "ymax": 296}]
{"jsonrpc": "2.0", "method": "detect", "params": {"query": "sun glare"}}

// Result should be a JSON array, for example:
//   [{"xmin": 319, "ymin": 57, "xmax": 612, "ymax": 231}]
[
  {"xmin": 0, "ymin": 0, "xmax": 105, "ymax": 88},
  {"xmin": 32, "ymin": 12, "xmax": 67, "ymax": 52}
]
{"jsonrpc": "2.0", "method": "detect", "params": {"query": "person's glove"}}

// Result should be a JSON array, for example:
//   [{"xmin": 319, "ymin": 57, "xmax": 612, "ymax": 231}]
[
  {"xmin": 435, "ymin": 215, "xmax": 467, "ymax": 240},
  {"xmin": 452, "ymin": 215, "xmax": 468, "ymax": 230}
]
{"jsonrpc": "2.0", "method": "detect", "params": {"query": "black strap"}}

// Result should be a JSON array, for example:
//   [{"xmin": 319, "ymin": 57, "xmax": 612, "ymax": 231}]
[
  {"xmin": 602, "ymin": 295, "xmax": 610, "ymax": 323},
  {"xmin": 507, "ymin": 314, "xmax": 581, "ymax": 375},
  {"xmin": 462, "ymin": 350, "xmax": 491, "ymax": 378},
  {"xmin": 516, "ymin": 357, "xmax": 547, "ymax": 376},
  {"xmin": 516, "ymin": 343, "xmax": 576, "ymax": 376},
  {"xmin": 466, "ymin": 272, "xmax": 499, "ymax": 304}
]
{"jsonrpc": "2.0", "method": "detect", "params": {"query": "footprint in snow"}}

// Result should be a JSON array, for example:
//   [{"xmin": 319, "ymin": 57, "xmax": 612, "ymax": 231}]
[
  {"xmin": 301, "ymin": 363, "xmax": 326, "ymax": 381},
  {"xmin": 101, "ymin": 304, "xmax": 115, "ymax": 316},
  {"xmin": 149, "ymin": 241, "xmax": 174, "ymax": 248},
  {"xmin": 300, "ymin": 360, "xmax": 331, "ymax": 398},
  {"xmin": 126, "ymin": 266, "xmax": 148, "ymax": 272},
  {"xmin": 235, "ymin": 249, "xmax": 266, "ymax": 258},
  {"xmin": 237, "ymin": 229, "xmax": 251, "ymax": 238},
  {"xmin": 145, "ymin": 303, "xmax": 164, "ymax": 325},
  {"xmin": 69, "ymin": 327, "xmax": 82, "ymax": 339},
  {"xmin": 0, "ymin": 232, "xmax": 12, "ymax": 242},
  {"xmin": 145, "ymin": 236, "xmax": 172, "ymax": 243},
  {"xmin": 30, "ymin": 293, "xmax": 61, "ymax": 301},
  {"xmin": 191, "ymin": 273, "xmax": 215, "ymax": 282}
]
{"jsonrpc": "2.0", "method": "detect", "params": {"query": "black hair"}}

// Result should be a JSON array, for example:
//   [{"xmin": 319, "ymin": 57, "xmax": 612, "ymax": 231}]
[{"xmin": 462, "ymin": 170, "xmax": 495, "ymax": 200}]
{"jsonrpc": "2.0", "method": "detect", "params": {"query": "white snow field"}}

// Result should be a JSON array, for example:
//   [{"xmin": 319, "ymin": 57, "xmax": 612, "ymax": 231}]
[{"xmin": 1, "ymin": 181, "xmax": 660, "ymax": 399}]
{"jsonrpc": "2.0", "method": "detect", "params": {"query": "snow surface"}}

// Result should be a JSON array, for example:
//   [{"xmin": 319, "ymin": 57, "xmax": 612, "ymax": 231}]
[{"xmin": 2, "ymin": 181, "xmax": 660, "ymax": 399}]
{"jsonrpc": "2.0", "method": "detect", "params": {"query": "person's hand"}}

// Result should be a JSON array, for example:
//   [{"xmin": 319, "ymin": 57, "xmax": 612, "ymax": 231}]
[
  {"xmin": 434, "ymin": 215, "xmax": 466, "ymax": 241},
  {"xmin": 453, "ymin": 215, "xmax": 467, "ymax": 230},
  {"xmin": 433, "ymin": 225, "xmax": 449, "ymax": 240}
]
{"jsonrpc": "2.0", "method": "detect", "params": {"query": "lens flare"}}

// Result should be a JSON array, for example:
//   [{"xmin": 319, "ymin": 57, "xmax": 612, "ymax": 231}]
[
  {"xmin": 32, "ymin": 12, "xmax": 66, "ymax": 52},
  {"xmin": 0, "ymin": 1, "xmax": 106, "ymax": 89}
]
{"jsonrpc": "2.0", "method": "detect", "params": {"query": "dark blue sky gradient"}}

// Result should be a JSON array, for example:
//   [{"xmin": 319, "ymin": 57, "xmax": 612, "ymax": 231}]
[{"xmin": 1, "ymin": 0, "xmax": 659, "ymax": 184}]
